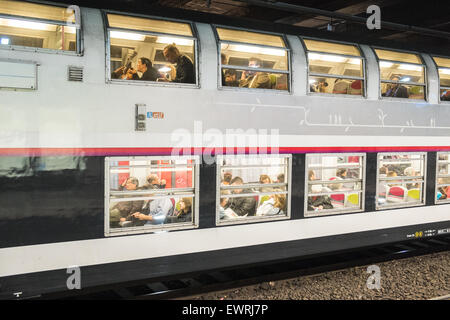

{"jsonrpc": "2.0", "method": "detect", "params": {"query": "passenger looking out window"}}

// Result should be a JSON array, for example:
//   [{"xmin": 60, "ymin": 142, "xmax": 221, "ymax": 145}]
[
  {"xmin": 382, "ymin": 75, "xmax": 409, "ymax": 98},
  {"xmin": 159, "ymin": 44, "xmax": 195, "ymax": 83},
  {"xmin": 239, "ymin": 57, "xmax": 271, "ymax": 89},
  {"xmin": 223, "ymin": 176, "xmax": 257, "ymax": 217}
]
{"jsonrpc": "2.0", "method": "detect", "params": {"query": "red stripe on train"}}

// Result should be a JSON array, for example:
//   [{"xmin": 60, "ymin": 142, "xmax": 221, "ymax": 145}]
[{"xmin": 1, "ymin": 146, "xmax": 450, "ymax": 156}]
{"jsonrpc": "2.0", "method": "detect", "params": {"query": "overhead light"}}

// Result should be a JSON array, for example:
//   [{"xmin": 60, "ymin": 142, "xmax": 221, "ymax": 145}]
[
  {"xmin": 398, "ymin": 64, "xmax": 422, "ymax": 71},
  {"xmin": 308, "ymin": 52, "xmax": 346, "ymax": 63},
  {"xmin": 348, "ymin": 58, "xmax": 361, "ymax": 65},
  {"xmin": 156, "ymin": 36, "xmax": 193, "ymax": 46},
  {"xmin": 1, "ymin": 37, "xmax": 9, "ymax": 45},
  {"xmin": 440, "ymin": 68, "xmax": 450, "ymax": 75},
  {"xmin": 400, "ymin": 77, "xmax": 411, "ymax": 82},
  {"xmin": 158, "ymin": 66, "xmax": 171, "ymax": 73},
  {"xmin": 309, "ymin": 79, "xmax": 317, "ymax": 84},
  {"xmin": 110, "ymin": 31, "xmax": 145, "ymax": 41},
  {"xmin": 379, "ymin": 61, "xmax": 393, "ymax": 68},
  {"xmin": 0, "ymin": 17, "xmax": 56, "ymax": 31},
  {"xmin": 227, "ymin": 44, "xmax": 285, "ymax": 56}
]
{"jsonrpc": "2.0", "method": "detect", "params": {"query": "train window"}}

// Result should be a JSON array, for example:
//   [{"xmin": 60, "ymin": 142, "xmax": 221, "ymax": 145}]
[
  {"xmin": 374, "ymin": 49, "xmax": 426, "ymax": 100},
  {"xmin": 106, "ymin": 13, "xmax": 197, "ymax": 85},
  {"xmin": 105, "ymin": 156, "xmax": 199, "ymax": 236},
  {"xmin": 436, "ymin": 152, "xmax": 450, "ymax": 203},
  {"xmin": 376, "ymin": 153, "xmax": 426, "ymax": 210},
  {"xmin": 216, "ymin": 155, "xmax": 291, "ymax": 225},
  {"xmin": 302, "ymin": 39, "xmax": 364, "ymax": 96},
  {"xmin": 432, "ymin": 57, "xmax": 450, "ymax": 102},
  {"xmin": 305, "ymin": 153, "xmax": 365, "ymax": 217},
  {"xmin": 216, "ymin": 27, "xmax": 290, "ymax": 91},
  {"xmin": 0, "ymin": 0, "xmax": 79, "ymax": 53}
]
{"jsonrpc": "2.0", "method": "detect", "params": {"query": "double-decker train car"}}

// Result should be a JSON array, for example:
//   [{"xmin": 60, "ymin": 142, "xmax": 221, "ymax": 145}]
[{"xmin": 0, "ymin": 0, "xmax": 449, "ymax": 299}]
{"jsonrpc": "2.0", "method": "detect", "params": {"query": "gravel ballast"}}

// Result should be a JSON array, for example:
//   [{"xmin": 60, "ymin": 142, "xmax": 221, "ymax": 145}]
[{"xmin": 194, "ymin": 251, "xmax": 450, "ymax": 300}]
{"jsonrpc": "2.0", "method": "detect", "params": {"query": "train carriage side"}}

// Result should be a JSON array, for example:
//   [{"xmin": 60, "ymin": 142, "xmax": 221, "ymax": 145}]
[{"xmin": 0, "ymin": 1, "xmax": 449, "ymax": 299}]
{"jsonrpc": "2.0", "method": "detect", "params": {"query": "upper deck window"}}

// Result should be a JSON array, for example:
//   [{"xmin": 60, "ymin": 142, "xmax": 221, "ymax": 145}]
[
  {"xmin": 303, "ymin": 39, "xmax": 364, "ymax": 96},
  {"xmin": 433, "ymin": 56, "xmax": 450, "ymax": 102},
  {"xmin": 374, "ymin": 49, "xmax": 425, "ymax": 100},
  {"xmin": 216, "ymin": 27, "xmax": 290, "ymax": 91},
  {"xmin": 0, "ymin": 0, "xmax": 79, "ymax": 53},
  {"xmin": 106, "ymin": 13, "xmax": 197, "ymax": 85}
]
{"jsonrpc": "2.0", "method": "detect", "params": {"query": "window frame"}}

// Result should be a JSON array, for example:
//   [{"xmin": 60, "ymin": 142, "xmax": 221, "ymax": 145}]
[
  {"xmin": 213, "ymin": 24, "xmax": 292, "ymax": 94},
  {"xmin": 215, "ymin": 154, "xmax": 292, "ymax": 226},
  {"xmin": 103, "ymin": 10, "xmax": 199, "ymax": 88},
  {"xmin": 431, "ymin": 55, "xmax": 450, "ymax": 104},
  {"xmin": 300, "ymin": 36, "xmax": 367, "ymax": 98},
  {"xmin": 0, "ymin": 2, "xmax": 83, "ymax": 55},
  {"xmin": 304, "ymin": 153, "xmax": 366, "ymax": 217},
  {"xmin": 435, "ymin": 152, "xmax": 450, "ymax": 204},
  {"xmin": 104, "ymin": 155, "xmax": 200, "ymax": 237},
  {"xmin": 375, "ymin": 152, "xmax": 427, "ymax": 210},
  {"xmin": 372, "ymin": 46, "xmax": 427, "ymax": 102}
]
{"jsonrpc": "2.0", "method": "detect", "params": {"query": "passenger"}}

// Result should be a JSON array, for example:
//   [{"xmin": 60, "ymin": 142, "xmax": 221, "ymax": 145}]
[
  {"xmin": 308, "ymin": 170, "xmax": 333, "ymax": 211},
  {"xmin": 379, "ymin": 166, "xmax": 388, "ymax": 177},
  {"xmin": 258, "ymin": 174, "xmax": 272, "ymax": 204},
  {"xmin": 256, "ymin": 192, "xmax": 286, "ymax": 216},
  {"xmin": 166, "ymin": 198, "xmax": 192, "ymax": 223},
  {"xmin": 259, "ymin": 174, "xmax": 271, "ymax": 184},
  {"xmin": 404, "ymin": 167, "xmax": 419, "ymax": 190},
  {"xmin": 145, "ymin": 174, "xmax": 166, "ymax": 189},
  {"xmin": 160, "ymin": 44, "xmax": 195, "ymax": 84},
  {"xmin": 224, "ymin": 69, "xmax": 239, "ymax": 87},
  {"xmin": 348, "ymin": 80, "xmax": 362, "ymax": 95},
  {"xmin": 332, "ymin": 78, "xmax": 350, "ymax": 94},
  {"xmin": 131, "ymin": 185, "xmax": 174, "ymax": 225},
  {"xmin": 222, "ymin": 172, "xmax": 232, "ymax": 185},
  {"xmin": 223, "ymin": 176, "xmax": 257, "ymax": 216},
  {"xmin": 109, "ymin": 177, "xmax": 145, "ymax": 228},
  {"xmin": 127, "ymin": 57, "xmax": 159, "ymax": 81},
  {"xmin": 336, "ymin": 168, "xmax": 347, "ymax": 179},
  {"xmin": 382, "ymin": 75, "xmax": 409, "ymax": 98},
  {"xmin": 221, "ymin": 53, "xmax": 227, "ymax": 85},
  {"xmin": 441, "ymin": 90, "xmax": 450, "ymax": 101},
  {"xmin": 387, "ymin": 171, "xmax": 401, "ymax": 187},
  {"xmin": 239, "ymin": 57, "xmax": 271, "ymax": 89},
  {"xmin": 276, "ymin": 173, "xmax": 285, "ymax": 184},
  {"xmin": 317, "ymin": 79, "xmax": 328, "ymax": 93}
]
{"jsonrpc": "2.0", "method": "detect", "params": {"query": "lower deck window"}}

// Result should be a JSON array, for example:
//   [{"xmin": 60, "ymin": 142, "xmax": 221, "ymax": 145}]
[
  {"xmin": 376, "ymin": 153, "xmax": 426, "ymax": 209},
  {"xmin": 105, "ymin": 156, "xmax": 199, "ymax": 236},
  {"xmin": 305, "ymin": 153, "xmax": 365, "ymax": 217},
  {"xmin": 216, "ymin": 155, "xmax": 291, "ymax": 225},
  {"xmin": 436, "ymin": 152, "xmax": 450, "ymax": 203}
]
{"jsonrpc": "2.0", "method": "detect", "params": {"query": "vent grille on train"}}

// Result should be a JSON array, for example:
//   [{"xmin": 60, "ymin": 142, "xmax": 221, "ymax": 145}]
[{"xmin": 68, "ymin": 66, "xmax": 83, "ymax": 82}]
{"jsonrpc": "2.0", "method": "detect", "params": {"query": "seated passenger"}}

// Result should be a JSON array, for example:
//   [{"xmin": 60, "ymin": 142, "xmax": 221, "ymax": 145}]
[
  {"xmin": 276, "ymin": 173, "xmax": 285, "ymax": 184},
  {"xmin": 160, "ymin": 44, "xmax": 195, "ymax": 84},
  {"xmin": 127, "ymin": 57, "xmax": 159, "ymax": 81},
  {"xmin": 308, "ymin": 170, "xmax": 333, "ymax": 211},
  {"xmin": 382, "ymin": 75, "xmax": 409, "ymax": 98},
  {"xmin": 131, "ymin": 196, "xmax": 174, "ymax": 225},
  {"xmin": 404, "ymin": 167, "xmax": 419, "ymax": 190},
  {"xmin": 166, "ymin": 198, "xmax": 192, "ymax": 223},
  {"xmin": 222, "ymin": 172, "xmax": 232, "ymax": 185},
  {"xmin": 259, "ymin": 174, "xmax": 271, "ymax": 184},
  {"xmin": 332, "ymin": 79, "xmax": 350, "ymax": 94},
  {"xmin": 379, "ymin": 166, "xmax": 388, "ymax": 177},
  {"xmin": 441, "ymin": 90, "xmax": 450, "ymax": 101},
  {"xmin": 239, "ymin": 57, "xmax": 271, "ymax": 89},
  {"xmin": 348, "ymin": 80, "xmax": 362, "ymax": 95},
  {"xmin": 256, "ymin": 192, "xmax": 286, "ymax": 216},
  {"xmin": 336, "ymin": 168, "xmax": 347, "ymax": 179},
  {"xmin": 145, "ymin": 174, "xmax": 165, "ymax": 189},
  {"xmin": 109, "ymin": 177, "xmax": 146, "ymax": 228},
  {"xmin": 223, "ymin": 176, "xmax": 257, "ymax": 216},
  {"xmin": 437, "ymin": 178, "xmax": 448, "ymax": 200},
  {"xmin": 258, "ymin": 174, "xmax": 272, "ymax": 204},
  {"xmin": 221, "ymin": 53, "xmax": 227, "ymax": 85},
  {"xmin": 224, "ymin": 69, "xmax": 239, "ymax": 87}
]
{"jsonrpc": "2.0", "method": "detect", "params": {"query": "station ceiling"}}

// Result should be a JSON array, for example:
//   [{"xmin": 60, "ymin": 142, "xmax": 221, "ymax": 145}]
[{"xmin": 59, "ymin": 0, "xmax": 450, "ymax": 54}]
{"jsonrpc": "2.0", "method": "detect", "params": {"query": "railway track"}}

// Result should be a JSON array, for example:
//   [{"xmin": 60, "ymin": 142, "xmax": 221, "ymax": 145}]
[{"xmin": 37, "ymin": 235, "xmax": 450, "ymax": 300}]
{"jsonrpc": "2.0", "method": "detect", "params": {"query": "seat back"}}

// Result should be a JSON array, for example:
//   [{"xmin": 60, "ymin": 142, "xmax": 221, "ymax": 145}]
[
  {"xmin": 407, "ymin": 188, "xmax": 421, "ymax": 201},
  {"xmin": 386, "ymin": 186, "xmax": 407, "ymax": 203}
]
